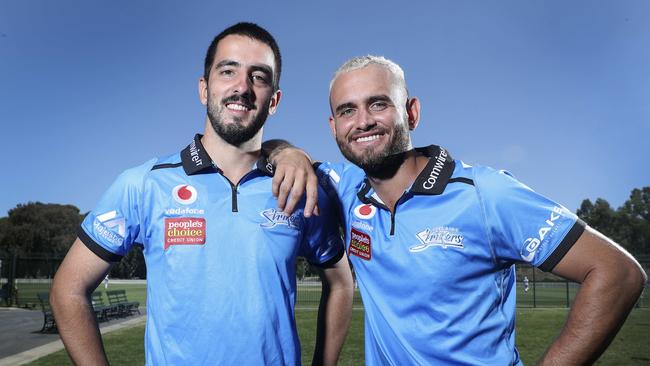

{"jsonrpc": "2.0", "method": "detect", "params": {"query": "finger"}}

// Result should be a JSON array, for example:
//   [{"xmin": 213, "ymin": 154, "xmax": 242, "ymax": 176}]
[
  {"xmin": 313, "ymin": 203, "xmax": 320, "ymax": 217},
  {"xmin": 303, "ymin": 175, "xmax": 319, "ymax": 218},
  {"xmin": 272, "ymin": 167, "xmax": 285, "ymax": 198},
  {"xmin": 284, "ymin": 173, "xmax": 306, "ymax": 216},
  {"xmin": 276, "ymin": 170, "xmax": 294, "ymax": 211}
]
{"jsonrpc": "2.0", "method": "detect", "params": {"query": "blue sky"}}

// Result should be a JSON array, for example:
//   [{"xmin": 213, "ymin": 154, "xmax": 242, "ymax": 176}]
[{"xmin": 1, "ymin": 0, "xmax": 648, "ymax": 216}]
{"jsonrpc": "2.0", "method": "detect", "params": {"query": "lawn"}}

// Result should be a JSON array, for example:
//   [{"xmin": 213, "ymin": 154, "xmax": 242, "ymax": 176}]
[{"xmin": 27, "ymin": 308, "xmax": 650, "ymax": 365}]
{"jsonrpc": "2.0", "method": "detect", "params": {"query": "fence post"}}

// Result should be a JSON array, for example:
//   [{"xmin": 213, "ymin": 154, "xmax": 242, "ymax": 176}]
[
  {"xmin": 532, "ymin": 267, "xmax": 537, "ymax": 308},
  {"xmin": 565, "ymin": 281, "xmax": 570, "ymax": 308}
]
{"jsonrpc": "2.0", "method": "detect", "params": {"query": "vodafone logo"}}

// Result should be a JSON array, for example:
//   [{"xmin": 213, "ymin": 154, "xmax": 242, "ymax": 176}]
[
  {"xmin": 172, "ymin": 184, "xmax": 198, "ymax": 205},
  {"xmin": 354, "ymin": 204, "xmax": 376, "ymax": 220}
]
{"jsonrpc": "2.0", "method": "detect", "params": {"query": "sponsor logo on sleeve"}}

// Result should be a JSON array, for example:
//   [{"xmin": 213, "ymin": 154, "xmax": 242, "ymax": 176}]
[
  {"xmin": 164, "ymin": 217, "xmax": 206, "ymax": 250},
  {"xmin": 348, "ymin": 228, "xmax": 371, "ymax": 260},
  {"xmin": 410, "ymin": 227, "xmax": 464, "ymax": 252},
  {"xmin": 172, "ymin": 184, "xmax": 198, "ymax": 205},
  {"xmin": 93, "ymin": 210, "xmax": 126, "ymax": 246},
  {"xmin": 353, "ymin": 204, "xmax": 376, "ymax": 220},
  {"xmin": 520, "ymin": 206, "xmax": 563, "ymax": 262},
  {"xmin": 260, "ymin": 209, "xmax": 302, "ymax": 230}
]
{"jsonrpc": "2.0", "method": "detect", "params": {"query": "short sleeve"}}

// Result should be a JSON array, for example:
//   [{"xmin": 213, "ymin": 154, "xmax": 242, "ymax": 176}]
[
  {"xmin": 315, "ymin": 161, "xmax": 364, "ymax": 201},
  {"xmin": 474, "ymin": 167, "xmax": 585, "ymax": 272},
  {"xmin": 298, "ymin": 183, "xmax": 345, "ymax": 268},
  {"xmin": 79, "ymin": 160, "xmax": 154, "ymax": 262}
]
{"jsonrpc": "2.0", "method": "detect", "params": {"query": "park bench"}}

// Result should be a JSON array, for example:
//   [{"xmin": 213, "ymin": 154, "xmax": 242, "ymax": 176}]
[
  {"xmin": 106, "ymin": 289, "xmax": 140, "ymax": 316},
  {"xmin": 36, "ymin": 292, "xmax": 56, "ymax": 333},
  {"xmin": 91, "ymin": 291, "xmax": 117, "ymax": 321}
]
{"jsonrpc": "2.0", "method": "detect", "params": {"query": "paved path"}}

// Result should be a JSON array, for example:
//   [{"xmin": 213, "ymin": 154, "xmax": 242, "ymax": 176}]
[{"xmin": 0, "ymin": 307, "xmax": 145, "ymax": 366}]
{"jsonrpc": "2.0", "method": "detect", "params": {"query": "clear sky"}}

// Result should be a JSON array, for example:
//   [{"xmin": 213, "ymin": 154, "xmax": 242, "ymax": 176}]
[{"xmin": 1, "ymin": 0, "xmax": 648, "ymax": 216}]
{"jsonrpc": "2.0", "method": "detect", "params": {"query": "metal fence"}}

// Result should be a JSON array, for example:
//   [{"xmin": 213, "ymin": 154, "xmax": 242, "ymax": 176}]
[{"xmin": 1, "ymin": 256, "xmax": 648, "ymax": 309}]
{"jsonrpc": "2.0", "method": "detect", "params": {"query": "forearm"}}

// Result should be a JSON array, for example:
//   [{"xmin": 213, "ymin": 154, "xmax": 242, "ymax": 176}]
[
  {"xmin": 313, "ymin": 278, "xmax": 353, "ymax": 366},
  {"xmin": 539, "ymin": 264, "xmax": 646, "ymax": 365},
  {"xmin": 51, "ymin": 284, "xmax": 109, "ymax": 365}
]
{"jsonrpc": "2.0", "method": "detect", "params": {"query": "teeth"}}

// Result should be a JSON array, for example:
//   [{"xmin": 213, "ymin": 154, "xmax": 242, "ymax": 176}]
[
  {"xmin": 227, "ymin": 104, "xmax": 249, "ymax": 111},
  {"xmin": 356, "ymin": 135, "xmax": 380, "ymax": 143}
]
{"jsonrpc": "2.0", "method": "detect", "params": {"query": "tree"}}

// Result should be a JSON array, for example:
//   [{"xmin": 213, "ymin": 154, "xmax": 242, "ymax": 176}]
[
  {"xmin": 0, "ymin": 202, "xmax": 83, "ymax": 258},
  {"xmin": 577, "ymin": 187, "xmax": 650, "ymax": 256}
]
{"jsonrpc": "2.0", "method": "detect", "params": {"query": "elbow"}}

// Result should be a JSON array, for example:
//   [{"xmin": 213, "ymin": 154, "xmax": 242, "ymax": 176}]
[{"xmin": 616, "ymin": 258, "xmax": 647, "ymax": 301}]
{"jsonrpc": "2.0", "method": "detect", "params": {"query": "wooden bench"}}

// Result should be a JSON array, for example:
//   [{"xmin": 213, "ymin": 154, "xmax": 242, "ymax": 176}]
[
  {"xmin": 106, "ymin": 289, "xmax": 140, "ymax": 316},
  {"xmin": 36, "ymin": 292, "xmax": 56, "ymax": 333}
]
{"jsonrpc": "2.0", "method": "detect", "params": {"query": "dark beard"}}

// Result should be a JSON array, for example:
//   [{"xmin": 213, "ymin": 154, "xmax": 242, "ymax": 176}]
[
  {"xmin": 337, "ymin": 122, "xmax": 410, "ymax": 179},
  {"xmin": 207, "ymin": 94, "xmax": 269, "ymax": 146}
]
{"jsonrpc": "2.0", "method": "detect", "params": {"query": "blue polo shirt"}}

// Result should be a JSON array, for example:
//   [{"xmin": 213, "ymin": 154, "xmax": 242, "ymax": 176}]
[
  {"xmin": 80, "ymin": 134, "xmax": 344, "ymax": 365},
  {"xmin": 317, "ymin": 145, "xmax": 584, "ymax": 365}
]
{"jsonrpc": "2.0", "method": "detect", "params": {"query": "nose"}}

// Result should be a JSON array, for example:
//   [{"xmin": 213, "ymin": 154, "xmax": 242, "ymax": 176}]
[
  {"xmin": 356, "ymin": 108, "xmax": 375, "ymax": 130},
  {"xmin": 232, "ymin": 73, "xmax": 252, "ymax": 95}
]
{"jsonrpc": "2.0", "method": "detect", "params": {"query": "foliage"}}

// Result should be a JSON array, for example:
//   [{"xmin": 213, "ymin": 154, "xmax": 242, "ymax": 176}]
[
  {"xmin": 0, "ymin": 202, "xmax": 82, "ymax": 258},
  {"xmin": 577, "ymin": 187, "xmax": 650, "ymax": 255}
]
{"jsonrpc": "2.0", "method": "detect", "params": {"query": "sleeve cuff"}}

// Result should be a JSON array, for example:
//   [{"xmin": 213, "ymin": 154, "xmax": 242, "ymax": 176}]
[
  {"xmin": 538, "ymin": 219, "xmax": 586, "ymax": 272},
  {"xmin": 77, "ymin": 226, "xmax": 124, "ymax": 263}
]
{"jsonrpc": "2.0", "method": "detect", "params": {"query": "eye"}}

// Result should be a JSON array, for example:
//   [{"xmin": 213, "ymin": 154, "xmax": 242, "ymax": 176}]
[
  {"xmin": 219, "ymin": 69, "xmax": 235, "ymax": 77},
  {"xmin": 338, "ymin": 108, "xmax": 355, "ymax": 118},
  {"xmin": 369, "ymin": 101, "xmax": 388, "ymax": 111},
  {"xmin": 251, "ymin": 73, "xmax": 269, "ymax": 85}
]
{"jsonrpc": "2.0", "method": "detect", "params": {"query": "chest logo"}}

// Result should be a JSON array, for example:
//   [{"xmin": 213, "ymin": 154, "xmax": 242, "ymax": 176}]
[
  {"xmin": 164, "ymin": 217, "xmax": 206, "ymax": 250},
  {"xmin": 260, "ymin": 209, "xmax": 302, "ymax": 230},
  {"xmin": 353, "ymin": 204, "xmax": 376, "ymax": 220},
  {"xmin": 172, "ymin": 184, "xmax": 198, "ymax": 205},
  {"xmin": 410, "ymin": 227, "xmax": 464, "ymax": 252},
  {"xmin": 348, "ymin": 228, "xmax": 371, "ymax": 260}
]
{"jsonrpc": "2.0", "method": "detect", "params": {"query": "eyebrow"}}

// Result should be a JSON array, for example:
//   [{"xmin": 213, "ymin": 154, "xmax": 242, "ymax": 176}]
[
  {"xmin": 215, "ymin": 59, "xmax": 240, "ymax": 69},
  {"xmin": 334, "ymin": 102, "xmax": 356, "ymax": 115}
]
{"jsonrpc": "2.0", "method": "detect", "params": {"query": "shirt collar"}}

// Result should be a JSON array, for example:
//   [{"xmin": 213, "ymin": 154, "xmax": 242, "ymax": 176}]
[
  {"xmin": 180, "ymin": 134, "xmax": 274, "ymax": 176},
  {"xmin": 356, "ymin": 145, "xmax": 455, "ymax": 205}
]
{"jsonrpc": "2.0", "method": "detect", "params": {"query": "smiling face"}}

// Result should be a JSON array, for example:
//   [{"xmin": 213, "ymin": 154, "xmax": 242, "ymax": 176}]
[
  {"xmin": 329, "ymin": 64, "xmax": 418, "ymax": 173},
  {"xmin": 199, "ymin": 34, "xmax": 281, "ymax": 146}
]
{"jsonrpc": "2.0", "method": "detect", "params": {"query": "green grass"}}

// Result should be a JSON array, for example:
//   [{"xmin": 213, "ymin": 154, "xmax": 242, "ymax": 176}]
[{"xmin": 26, "ymin": 308, "xmax": 650, "ymax": 365}]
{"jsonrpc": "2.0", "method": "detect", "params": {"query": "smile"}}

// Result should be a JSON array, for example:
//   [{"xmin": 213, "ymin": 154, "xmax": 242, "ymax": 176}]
[
  {"xmin": 226, "ymin": 103, "xmax": 250, "ymax": 112},
  {"xmin": 355, "ymin": 134, "xmax": 381, "ymax": 143}
]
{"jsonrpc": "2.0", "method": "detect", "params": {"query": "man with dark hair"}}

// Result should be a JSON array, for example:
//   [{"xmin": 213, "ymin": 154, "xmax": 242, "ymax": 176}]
[
  {"xmin": 51, "ymin": 22, "xmax": 353, "ymax": 365},
  {"xmin": 270, "ymin": 55, "xmax": 646, "ymax": 365}
]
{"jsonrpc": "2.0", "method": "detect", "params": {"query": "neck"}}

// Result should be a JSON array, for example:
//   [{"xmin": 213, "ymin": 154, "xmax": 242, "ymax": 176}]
[
  {"xmin": 366, "ymin": 150, "xmax": 429, "ymax": 211},
  {"xmin": 201, "ymin": 119, "xmax": 262, "ymax": 184}
]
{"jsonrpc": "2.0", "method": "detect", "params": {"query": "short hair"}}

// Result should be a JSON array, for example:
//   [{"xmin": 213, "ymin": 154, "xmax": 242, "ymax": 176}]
[
  {"xmin": 329, "ymin": 55, "xmax": 407, "ymax": 99},
  {"xmin": 204, "ymin": 22, "xmax": 282, "ymax": 90}
]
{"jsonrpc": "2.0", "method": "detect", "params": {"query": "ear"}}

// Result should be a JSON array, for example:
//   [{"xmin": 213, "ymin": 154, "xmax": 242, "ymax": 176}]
[
  {"xmin": 328, "ymin": 116, "xmax": 337, "ymax": 137},
  {"xmin": 406, "ymin": 97, "xmax": 421, "ymax": 131},
  {"xmin": 199, "ymin": 77, "xmax": 208, "ymax": 105},
  {"xmin": 267, "ymin": 89, "xmax": 282, "ymax": 115}
]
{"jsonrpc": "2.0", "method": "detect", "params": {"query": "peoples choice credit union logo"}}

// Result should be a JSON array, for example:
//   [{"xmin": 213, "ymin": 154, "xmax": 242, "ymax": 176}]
[
  {"xmin": 353, "ymin": 204, "xmax": 376, "ymax": 220},
  {"xmin": 164, "ymin": 217, "xmax": 206, "ymax": 250},
  {"xmin": 172, "ymin": 184, "xmax": 198, "ymax": 205},
  {"xmin": 348, "ymin": 228, "xmax": 371, "ymax": 260}
]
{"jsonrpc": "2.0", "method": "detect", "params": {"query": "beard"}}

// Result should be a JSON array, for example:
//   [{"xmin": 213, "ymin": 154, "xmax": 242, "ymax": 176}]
[
  {"xmin": 207, "ymin": 93, "xmax": 270, "ymax": 146},
  {"xmin": 337, "ymin": 119, "xmax": 411, "ymax": 179}
]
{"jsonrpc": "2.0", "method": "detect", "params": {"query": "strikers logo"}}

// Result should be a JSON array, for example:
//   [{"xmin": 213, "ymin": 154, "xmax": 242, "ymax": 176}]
[
  {"xmin": 164, "ymin": 217, "xmax": 206, "ymax": 250},
  {"xmin": 93, "ymin": 210, "xmax": 126, "ymax": 246},
  {"xmin": 348, "ymin": 228, "xmax": 371, "ymax": 260},
  {"xmin": 172, "ymin": 184, "xmax": 198, "ymax": 205},
  {"xmin": 353, "ymin": 204, "xmax": 377, "ymax": 220}
]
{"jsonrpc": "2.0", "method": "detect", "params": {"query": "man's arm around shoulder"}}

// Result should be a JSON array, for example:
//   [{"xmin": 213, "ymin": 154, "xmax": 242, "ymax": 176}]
[
  {"xmin": 539, "ymin": 226, "xmax": 647, "ymax": 365},
  {"xmin": 312, "ymin": 254, "xmax": 354, "ymax": 366},
  {"xmin": 51, "ymin": 238, "xmax": 113, "ymax": 365}
]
